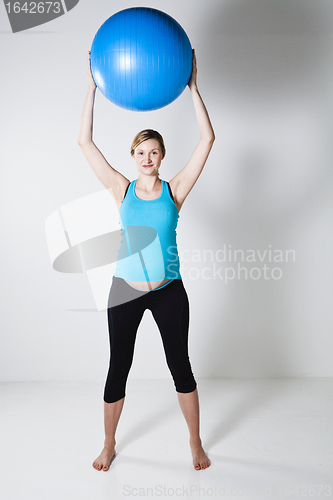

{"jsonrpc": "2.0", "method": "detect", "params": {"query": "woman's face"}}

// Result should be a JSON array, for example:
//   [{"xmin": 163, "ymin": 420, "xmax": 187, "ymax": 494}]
[{"xmin": 132, "ymin": 138, "xmax": 165, "ymax": 175}]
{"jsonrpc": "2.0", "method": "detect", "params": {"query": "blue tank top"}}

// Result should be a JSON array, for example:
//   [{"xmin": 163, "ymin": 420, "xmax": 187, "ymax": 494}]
[{"xmin": 113, "ymin": 179, "xmax": 181, "ymax": 282}]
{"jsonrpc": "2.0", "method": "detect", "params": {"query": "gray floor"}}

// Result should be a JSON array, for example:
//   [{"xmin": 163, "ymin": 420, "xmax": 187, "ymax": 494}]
[{"xmin": 1, "ymin": 378, "xmax": 332, "ymax": 500}]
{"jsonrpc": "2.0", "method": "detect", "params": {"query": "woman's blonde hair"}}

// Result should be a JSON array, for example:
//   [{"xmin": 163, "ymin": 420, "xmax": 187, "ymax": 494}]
[{"xmin": 130, "ymin": 129, "xmax": 166, "ymax": 157}]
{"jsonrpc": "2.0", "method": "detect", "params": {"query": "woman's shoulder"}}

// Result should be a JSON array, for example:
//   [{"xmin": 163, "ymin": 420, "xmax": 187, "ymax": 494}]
[{"xmin": 161, "ymin": 179, "xmax": 172, "ymax": 190}]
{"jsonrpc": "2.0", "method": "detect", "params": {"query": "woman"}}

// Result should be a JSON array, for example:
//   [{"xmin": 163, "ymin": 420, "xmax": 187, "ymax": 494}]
[{"xmin": 78, "ymin": 49, "xmax": 215, "ymax": 471}]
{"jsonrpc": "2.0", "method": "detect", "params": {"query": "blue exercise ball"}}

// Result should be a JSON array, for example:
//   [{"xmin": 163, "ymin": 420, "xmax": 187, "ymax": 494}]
[{"xmin": 90, "ymin": 7, "xmax": 192, "ymax": 111}]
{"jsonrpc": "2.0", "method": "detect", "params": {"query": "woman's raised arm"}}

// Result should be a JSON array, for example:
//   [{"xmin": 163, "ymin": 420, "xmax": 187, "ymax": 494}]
[
  {"xmin": 169, "ymin": 50, "xmax": 215, "ymax": 211},
  {"xmin": 78, "ymin": 51, "xmax": 129, "ymax": 205}
]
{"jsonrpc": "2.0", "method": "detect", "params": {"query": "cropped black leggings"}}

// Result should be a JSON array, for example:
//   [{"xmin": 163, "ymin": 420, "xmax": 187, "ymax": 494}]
[{"xmin": 104, "ymin": 277, "xmax": 197, "ymax": 403}]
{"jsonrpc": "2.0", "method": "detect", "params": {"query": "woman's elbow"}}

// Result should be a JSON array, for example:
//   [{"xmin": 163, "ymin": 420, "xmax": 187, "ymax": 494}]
[
  {"xmin": 203, "ymin": 129, "xmax": 215, "ymax": 144},
  {"xmin": 78, "ymin": 137, "xmax": 91, "ymax": 148},
  {"xmin": 206, "ymin": 133, "xmax": 215, "ymax": 147}
]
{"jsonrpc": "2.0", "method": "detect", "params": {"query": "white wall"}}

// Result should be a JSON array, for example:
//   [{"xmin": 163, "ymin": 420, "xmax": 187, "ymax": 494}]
[{"xmin": 1, "ymin": 0, "xmax": 332, "ymax": 382}]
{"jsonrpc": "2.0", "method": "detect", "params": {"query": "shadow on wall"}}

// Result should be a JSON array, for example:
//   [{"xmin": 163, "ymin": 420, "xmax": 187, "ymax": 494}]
[
  {"xmin": 195, "ymin": 0, "xmax": 333, "ymax": 221},
  {"xmin": 187, "ymin": 0, "xmax": 333, "ymax": 380},
  {"xmin": 200, "ymin": 0, "xmax": 331, "ymax": 99}
]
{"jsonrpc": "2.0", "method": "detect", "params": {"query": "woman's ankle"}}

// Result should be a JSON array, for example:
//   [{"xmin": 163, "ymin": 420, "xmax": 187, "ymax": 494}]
[
  {"xmin": 189, "ymin": 436, "xmax": 202, "ymax": 447},
  {"xmin": 104, "ymin": 438, "xmax": 116, "ymax": 450}
]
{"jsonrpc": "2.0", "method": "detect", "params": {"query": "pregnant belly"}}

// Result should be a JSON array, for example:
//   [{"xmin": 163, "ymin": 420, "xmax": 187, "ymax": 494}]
[{"xmin": 124, "ymin": 279, "xmax": 171, "ymax": 291}]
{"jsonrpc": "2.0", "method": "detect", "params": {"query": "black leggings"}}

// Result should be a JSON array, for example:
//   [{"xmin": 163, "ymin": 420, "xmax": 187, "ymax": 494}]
[{"xmin": 104, "ymin": 277, "xmax": 197, "ymax": 403}]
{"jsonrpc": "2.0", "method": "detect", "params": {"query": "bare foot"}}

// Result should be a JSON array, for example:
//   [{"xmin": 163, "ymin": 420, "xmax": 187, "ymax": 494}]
[
  {"xmin": 92, "ymin": 442, "xmax": 116, "ymax": 471},
  {"xmin": 190, "ymin": 438, "xmax": 210, "ymax": 470}
]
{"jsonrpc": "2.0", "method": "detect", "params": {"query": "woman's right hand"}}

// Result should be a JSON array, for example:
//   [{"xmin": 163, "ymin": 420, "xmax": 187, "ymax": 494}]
[{"xmin": 87, "ymin": 50, "xmax": 97, "ymax": 90}]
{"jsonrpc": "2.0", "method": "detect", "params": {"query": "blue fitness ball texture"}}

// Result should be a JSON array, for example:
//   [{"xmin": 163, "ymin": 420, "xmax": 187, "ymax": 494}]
[{"xmin": 90, "ymin": 7, "xmax": 192, "ymax": 111}]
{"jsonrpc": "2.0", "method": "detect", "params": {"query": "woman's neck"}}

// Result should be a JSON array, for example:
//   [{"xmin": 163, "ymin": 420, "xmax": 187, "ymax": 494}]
[{"xmin": 136, "ymin": 174, "xmax": 161, "ymax": 193}]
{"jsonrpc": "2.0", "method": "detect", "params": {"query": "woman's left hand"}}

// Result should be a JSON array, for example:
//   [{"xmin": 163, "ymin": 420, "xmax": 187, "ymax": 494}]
[{"xmin": 188, "ymin": 49, "xmax": 198, "ymax": 91}]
